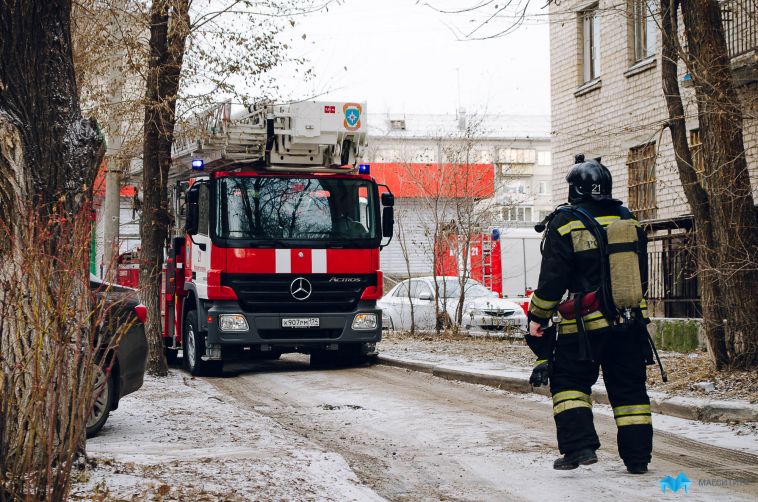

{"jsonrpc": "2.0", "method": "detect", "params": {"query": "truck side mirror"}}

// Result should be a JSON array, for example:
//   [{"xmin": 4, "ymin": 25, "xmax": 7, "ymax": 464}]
[
  {"xmin": 381, "ymin": 192, "xmax": 394, "ymax": 207},
  {"xmin": 185, "ymin": 186, "xmax": 199, "ymax": 235},
  {"xmin": 382, "ymin": 206, "xmax": 394, "ymax": 238}
]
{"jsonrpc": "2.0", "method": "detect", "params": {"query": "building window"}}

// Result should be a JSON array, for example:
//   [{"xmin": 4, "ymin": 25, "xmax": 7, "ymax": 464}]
[
  {"xmin": 689, "ymin": 129, "xmax": 705, "ymax": 180},
  {"xmin": 505, "ymin": 182, "xmax": 528, "ymax": 194},
  {"xmin": 537, "ymin": 181, "xmax": 549, "ymax": 195},
  {"xmin": 538, "ymin": 209, "xmax": 553, "ymax": 221},
  {"xmin": 499, "ymin": 148, "xmax": 536, "ymax": 164},
  {"xmin": 537, "ymin": 150, "xmax": 552, "ymax": 166},
  {"xmin": 582, "ymin": 5, "xmax": 601, "ymax": 82},
  {"xmin": 632, "ymin": 0, "xmax": 657, "ymax": 62},
  {"xmin": 627, "ymin": 142, "xmax": 657, "ymax": 221},
  {"xmin": 503, "ymin": 206, "xmax": 532, "ymax": 222}
]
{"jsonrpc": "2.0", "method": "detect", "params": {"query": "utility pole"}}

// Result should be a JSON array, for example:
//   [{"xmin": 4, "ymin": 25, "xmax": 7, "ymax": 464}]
[{"xmin": 102, "ymin": 1, "xmax": 125, "ymax": 281}]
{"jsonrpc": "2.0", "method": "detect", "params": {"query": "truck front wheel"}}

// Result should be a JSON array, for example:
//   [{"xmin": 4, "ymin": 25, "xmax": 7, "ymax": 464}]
[{"xmin": 183, "ymin": 310, "xmax": 221, "ymax": 376}]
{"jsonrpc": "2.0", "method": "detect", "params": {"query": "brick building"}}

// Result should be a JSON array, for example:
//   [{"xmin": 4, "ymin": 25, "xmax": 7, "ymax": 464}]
[{"xmin": 549, "ymin": 0, "xmax": 757, "ymax": 317}]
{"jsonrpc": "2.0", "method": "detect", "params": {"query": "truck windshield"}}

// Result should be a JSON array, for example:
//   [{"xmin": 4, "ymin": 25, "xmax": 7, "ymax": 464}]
[{"xmin": 217, "ymin": 176, "xmax": 378, "ymax": 244}]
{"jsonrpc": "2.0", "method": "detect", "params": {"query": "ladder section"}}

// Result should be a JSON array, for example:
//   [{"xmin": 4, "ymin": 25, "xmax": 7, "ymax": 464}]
[
  {"xmin": 171, "ymin": 101, "xmax": 367, "ymax": 173},
  {"xmin": 480, "ymin": 232, "xmax": 494, "ymax": 290}
]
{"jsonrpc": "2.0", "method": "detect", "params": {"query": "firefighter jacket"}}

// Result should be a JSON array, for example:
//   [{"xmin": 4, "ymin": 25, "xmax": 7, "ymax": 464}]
[{"xmin": 527, "ymin": 201, "xmax": 649, "ymax": 341}]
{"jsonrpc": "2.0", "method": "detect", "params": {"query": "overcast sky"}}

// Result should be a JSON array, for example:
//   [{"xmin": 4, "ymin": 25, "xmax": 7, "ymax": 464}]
[{"xmin": 274, "ymin": 0, "xmax": 551, "ymax": 117}]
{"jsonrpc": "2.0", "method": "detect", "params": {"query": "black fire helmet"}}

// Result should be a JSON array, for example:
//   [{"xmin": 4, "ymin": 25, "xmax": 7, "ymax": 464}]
[{"xmin": 566, "ymin": 154, "xmax": 622, "ymax": 205}]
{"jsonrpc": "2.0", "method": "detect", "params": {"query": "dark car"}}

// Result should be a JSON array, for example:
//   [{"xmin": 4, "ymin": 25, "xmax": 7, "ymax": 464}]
[{"xmin": 87, "ymin": 275, "xmax": 148, "ymax": 437}]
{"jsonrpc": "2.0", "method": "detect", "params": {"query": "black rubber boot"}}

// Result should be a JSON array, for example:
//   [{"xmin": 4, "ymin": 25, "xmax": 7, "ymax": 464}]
[
  {"xmin": 553, "ymin": 448, "xmax": 598, "ymax": 470},
  {"xmin": 626, "ymin": 464, "xmax": 648, "ymax": 474}
]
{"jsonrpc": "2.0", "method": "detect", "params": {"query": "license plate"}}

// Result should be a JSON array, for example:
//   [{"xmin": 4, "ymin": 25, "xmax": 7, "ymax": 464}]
[{"xmin": 281, "ymin": 317, "xmax": 320, "ymax": 328}]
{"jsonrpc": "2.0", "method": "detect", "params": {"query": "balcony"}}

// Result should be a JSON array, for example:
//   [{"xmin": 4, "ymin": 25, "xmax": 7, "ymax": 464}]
[{"xmin": 721, "ymin": 0, "xmax": 758, "ymax": 84}]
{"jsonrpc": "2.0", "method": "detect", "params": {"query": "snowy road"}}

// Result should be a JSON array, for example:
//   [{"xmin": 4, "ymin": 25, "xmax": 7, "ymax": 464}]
[{"xmin": 209, "ymin": 356, "xmax": 758, "ymax": 502}]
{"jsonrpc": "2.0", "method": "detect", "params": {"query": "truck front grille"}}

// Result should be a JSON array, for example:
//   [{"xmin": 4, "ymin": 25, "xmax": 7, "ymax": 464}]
[
  {"xmin": 258, "ymin": 329, "xmax": 342, "ymax": 340},
  {"xmin": 221, "ymin": 273, "xmax": 375, "ymax": 313}
]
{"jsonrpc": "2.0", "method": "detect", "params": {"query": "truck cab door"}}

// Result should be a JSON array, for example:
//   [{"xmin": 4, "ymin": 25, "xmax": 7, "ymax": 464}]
[{"xmin": 187, "ymin": 182, "xmax": 212, "ymax": 299}]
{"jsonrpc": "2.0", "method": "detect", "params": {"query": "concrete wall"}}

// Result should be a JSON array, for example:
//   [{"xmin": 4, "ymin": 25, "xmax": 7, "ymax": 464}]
[{"xmin": 648, "ymin": 317, "xmax": 705, "ymax": 352}]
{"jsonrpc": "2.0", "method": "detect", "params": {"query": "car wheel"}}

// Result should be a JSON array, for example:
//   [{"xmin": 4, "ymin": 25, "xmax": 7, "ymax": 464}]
[
  {"xmin": 86, "ymin": 365, "xmax": 113, "ymax": 438},
  {"xmin": 183, "ymin": 310, "xmax": 221, "ymax": 376}
]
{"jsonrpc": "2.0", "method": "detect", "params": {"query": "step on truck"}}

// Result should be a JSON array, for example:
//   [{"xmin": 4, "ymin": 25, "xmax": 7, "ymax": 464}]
[{"xmin": 162, "ymin": 101, "xmax": 394, "ymax": 375}]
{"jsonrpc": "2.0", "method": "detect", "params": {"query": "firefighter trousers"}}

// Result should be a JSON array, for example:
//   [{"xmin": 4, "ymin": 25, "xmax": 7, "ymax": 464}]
[{"xmin": 549, "ymin": 324, "xmax": 653, "ymax": 467}]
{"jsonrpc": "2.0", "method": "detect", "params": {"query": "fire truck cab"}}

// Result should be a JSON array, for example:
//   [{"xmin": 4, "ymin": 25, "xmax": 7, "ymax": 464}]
[{"xmin": 163, "ymin": 101, "xmax": 393, "ymax": 375}]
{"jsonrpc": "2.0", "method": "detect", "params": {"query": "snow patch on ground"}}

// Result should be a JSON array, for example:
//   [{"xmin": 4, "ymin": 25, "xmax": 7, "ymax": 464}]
[
  {"xmin": 70, "ymin": 371, "xmax": 383, "ymax": 501},
  {"xmin": 381, "ymin": 348, "xmax": 758, "ymax": 456}
]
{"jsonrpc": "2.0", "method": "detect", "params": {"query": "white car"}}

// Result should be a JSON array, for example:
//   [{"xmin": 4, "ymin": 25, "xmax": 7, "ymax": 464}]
[{"xmin": 379, "ymin": 276, "xmax": 528, "ymax": 333}]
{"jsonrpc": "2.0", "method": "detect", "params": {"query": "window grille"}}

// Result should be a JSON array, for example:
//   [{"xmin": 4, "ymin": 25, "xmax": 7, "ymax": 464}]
[
  {"xmin": 689, "ymin": 129, "xmax": 705, "ymax": 181},
  {"xmin": 627, "ymin": 142, "xmax": 657, "ymax": 221}
]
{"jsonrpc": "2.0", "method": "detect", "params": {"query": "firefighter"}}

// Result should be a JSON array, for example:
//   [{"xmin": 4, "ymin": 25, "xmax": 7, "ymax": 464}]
[{"xmin": 526, "ymin": 154, "xmax": 657, "ymax": 475}]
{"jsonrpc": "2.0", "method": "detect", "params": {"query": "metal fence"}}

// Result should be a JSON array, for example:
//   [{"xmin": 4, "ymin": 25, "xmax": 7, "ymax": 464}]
[
  {"xmin": 721, "ymin": 0, "xmax": 758, "ymax": 59},
  {"xmin": 647, "ymin": 232, "xmax": 701, "ymax": 318}
]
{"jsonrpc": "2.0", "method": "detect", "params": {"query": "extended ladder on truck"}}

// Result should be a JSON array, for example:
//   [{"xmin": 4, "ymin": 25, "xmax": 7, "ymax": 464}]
[
  {"xmin": 170, "ymin": 100, "xmax": 368, "ymax": 177},
  {"xmin": 480, "ymin": 232, "xmax": 494, "ymax": 291}
]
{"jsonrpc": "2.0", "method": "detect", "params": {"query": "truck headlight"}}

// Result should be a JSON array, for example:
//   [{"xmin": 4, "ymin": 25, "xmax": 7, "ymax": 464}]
[
  {"xmin": 352, "ymin": 313, "xmax": 377, "ymax": 330},
  {"xmin": 219, "ymin": 314, "xmax": 249, "ymax": 332}
]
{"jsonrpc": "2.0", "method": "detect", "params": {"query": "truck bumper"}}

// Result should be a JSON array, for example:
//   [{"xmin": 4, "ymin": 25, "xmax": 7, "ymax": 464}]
[{"xmin": 204, "ymin": 301, "xmax": 382, "ymax": 356}]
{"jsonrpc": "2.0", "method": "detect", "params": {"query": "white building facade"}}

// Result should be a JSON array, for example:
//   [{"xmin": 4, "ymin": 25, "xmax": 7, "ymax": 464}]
[{"xmin": 367, "ymin": 111, "xmax": 552, "ymax": 296}]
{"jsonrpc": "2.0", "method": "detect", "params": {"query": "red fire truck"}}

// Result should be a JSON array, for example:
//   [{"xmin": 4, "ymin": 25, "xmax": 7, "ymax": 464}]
[{"xmin": 162, "ymin": 101, "xmax": 394, "ymax": 375}]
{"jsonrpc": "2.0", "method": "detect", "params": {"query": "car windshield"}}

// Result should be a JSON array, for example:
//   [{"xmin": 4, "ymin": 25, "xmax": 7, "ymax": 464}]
[
  {"xmin": 217, "ymin": 176, "xmax": 378, "ymax": 244},
  {"xmin": 438, "ymin": 279, "xmax": 494, "ymax": 299}
]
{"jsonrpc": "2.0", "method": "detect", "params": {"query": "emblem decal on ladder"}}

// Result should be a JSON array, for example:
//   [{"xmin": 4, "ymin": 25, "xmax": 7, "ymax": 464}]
[{"xmin": 343, "ymin": 103, "xmax": 362, "ymax": 131}]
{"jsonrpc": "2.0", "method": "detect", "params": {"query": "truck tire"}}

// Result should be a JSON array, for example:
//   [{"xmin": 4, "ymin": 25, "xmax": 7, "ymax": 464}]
[
  {"xmin": 86, "ymin": 365, "xmax": 113, "ymax": 438},
  {"xmin": 183, "ymin": 310, "xmax": 222, "ymax": 376}
]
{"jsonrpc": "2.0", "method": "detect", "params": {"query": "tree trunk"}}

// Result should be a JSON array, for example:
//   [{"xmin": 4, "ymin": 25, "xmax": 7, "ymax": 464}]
[
  {"xmin": 140, "ymin": 0, "xmax": 190, "ymax": 376},
  {"xmin": 661, "ymin": 1, "xmax": 758, "ymax": 369},
  {"xmin": 0, "ymin": 1, "xmax": 105, "ymax": 499}
]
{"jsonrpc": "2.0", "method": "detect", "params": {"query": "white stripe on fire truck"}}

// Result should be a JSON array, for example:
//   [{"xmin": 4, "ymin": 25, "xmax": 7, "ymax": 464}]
[
  {"xmin": 312, "ymin": 249, "xmax": 327, "ymax": 273},
  {"xmin": 275, "ymin": 249, "xmax": 291, "ymax": 273}
]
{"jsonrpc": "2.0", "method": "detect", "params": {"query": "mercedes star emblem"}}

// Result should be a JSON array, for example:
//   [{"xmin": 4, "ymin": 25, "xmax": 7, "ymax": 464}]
[{"xmin": 290, "ymin": 277, "xmax": 312, "ymax": 301}]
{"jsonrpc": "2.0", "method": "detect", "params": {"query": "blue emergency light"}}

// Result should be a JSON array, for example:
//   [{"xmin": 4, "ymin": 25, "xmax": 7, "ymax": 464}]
[
  {"xmin": 358, "ymin": 163, "xmax": 370, "ymax": 175},
  {"xmin": 191, "ymin": 159, "xmax": 204, "ymax": 170}
]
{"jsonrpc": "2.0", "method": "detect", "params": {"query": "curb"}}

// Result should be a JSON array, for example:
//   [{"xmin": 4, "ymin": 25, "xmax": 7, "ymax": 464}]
[{"xmin": 376, "ymin": 355, "xmax": 758, "ymax": 423}]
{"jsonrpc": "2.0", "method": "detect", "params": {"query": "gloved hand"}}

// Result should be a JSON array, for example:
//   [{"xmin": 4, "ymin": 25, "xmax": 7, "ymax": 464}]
[{"xmin": 529, "ymin": 359, "xmax": 551, "ymax": 387}]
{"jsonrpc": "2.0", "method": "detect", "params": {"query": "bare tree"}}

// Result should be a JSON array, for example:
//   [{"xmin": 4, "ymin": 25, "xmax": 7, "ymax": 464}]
[
  {"xmin": 660, "ymin": 0, "xmax": 758, "ymax": 370},
  {"xmin": 139, "ymin": 0, "xmax": 191, "ymax": 377},
  {"xmin": 0, "ymin": 0, "xmax": 107, "ymax": 498},
  {"xmin": 392, "ymin": 117, "xmax": 511, "ymax": 334},
  {"xmin": 395, "ymin": 213, "xmax": 418, "ymax": 333}
]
